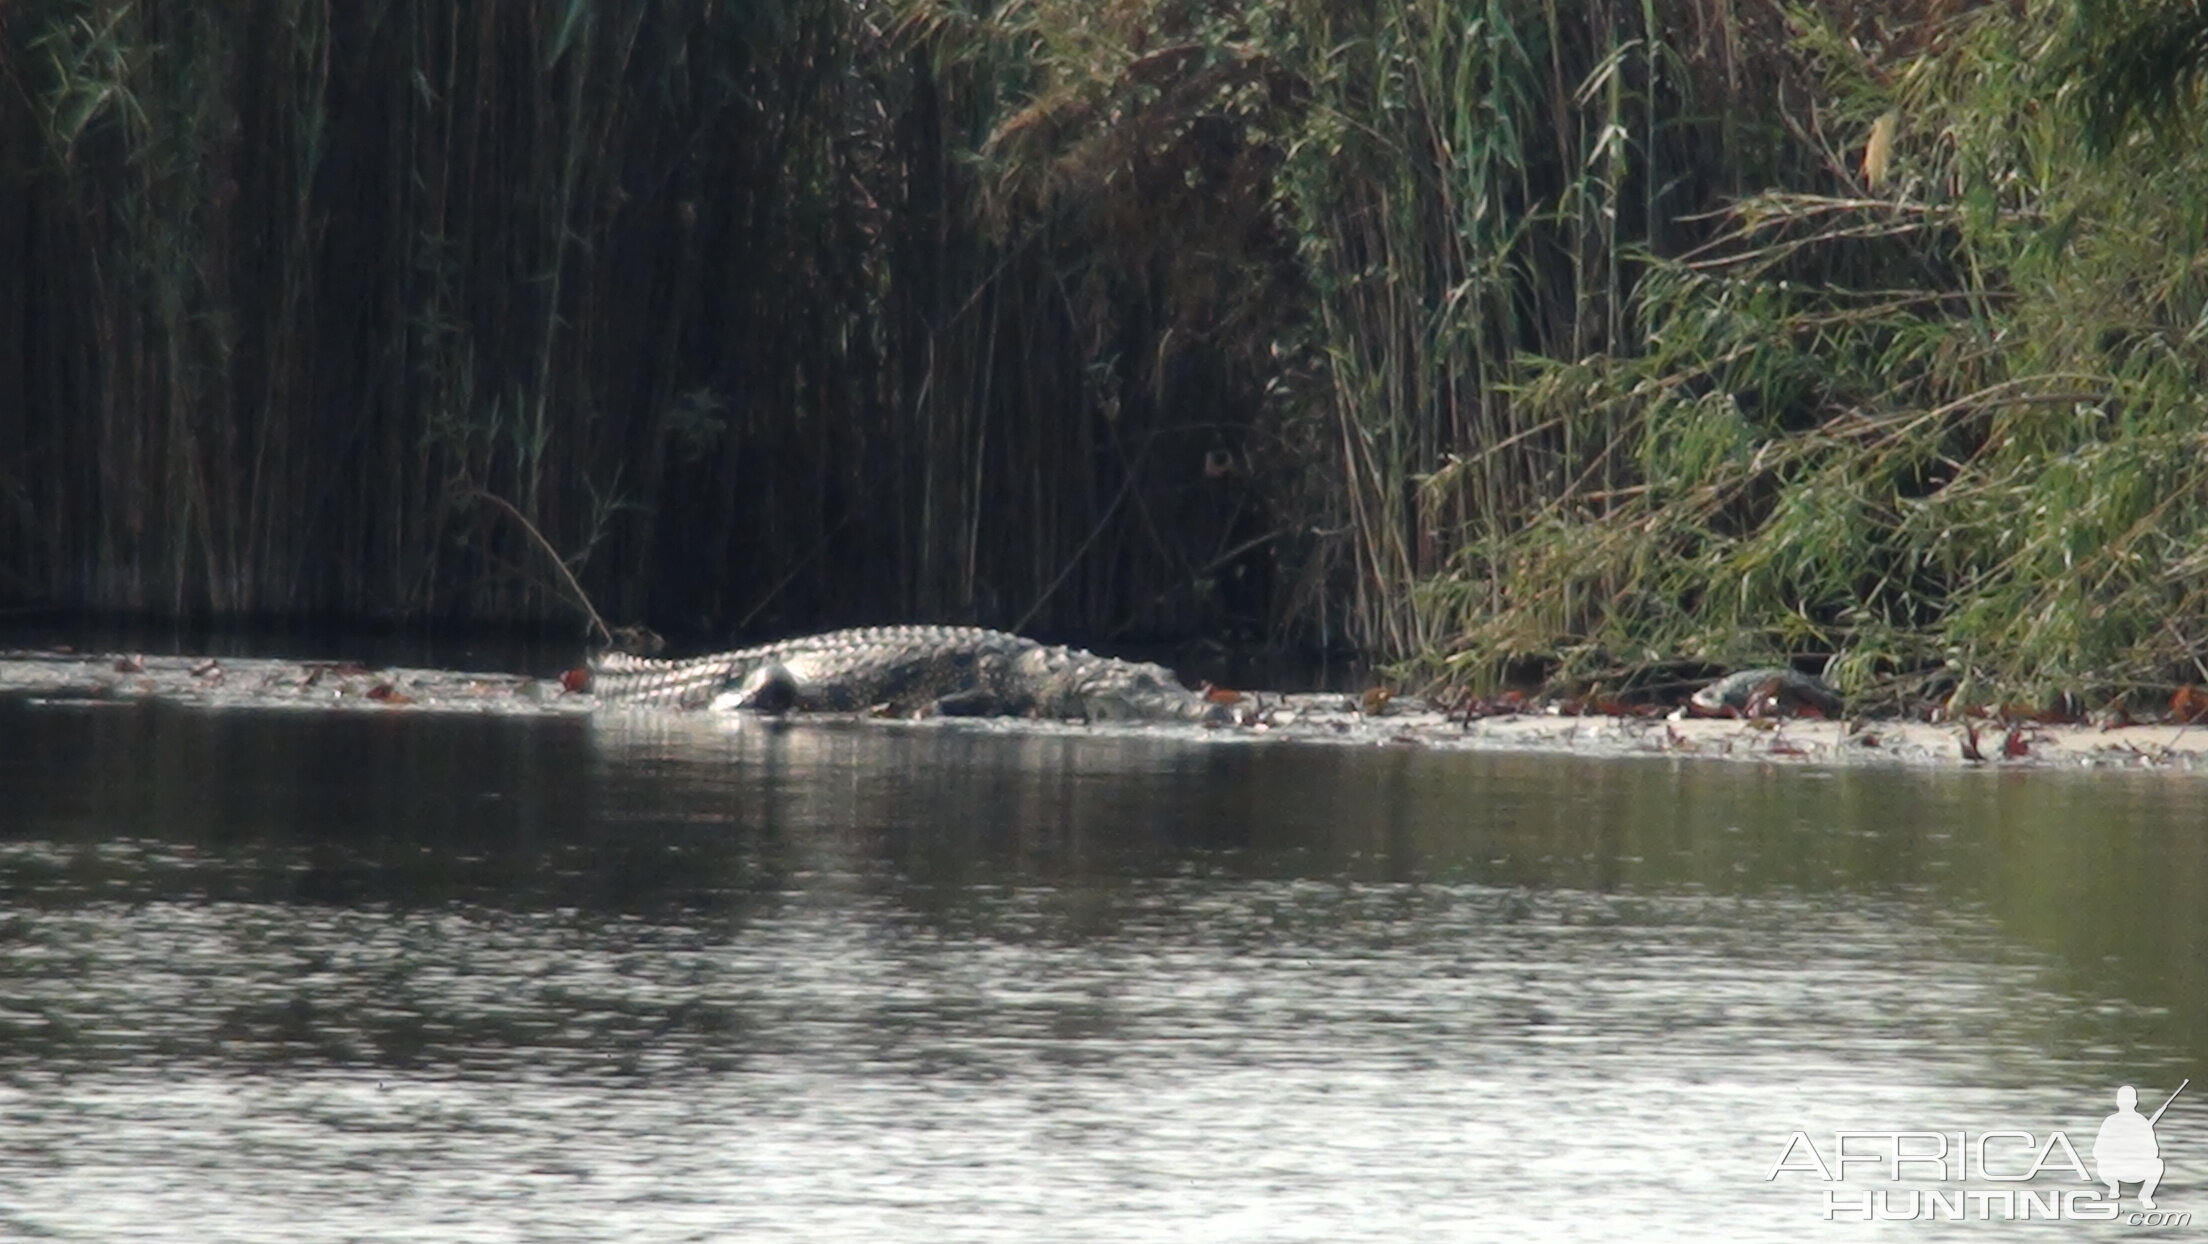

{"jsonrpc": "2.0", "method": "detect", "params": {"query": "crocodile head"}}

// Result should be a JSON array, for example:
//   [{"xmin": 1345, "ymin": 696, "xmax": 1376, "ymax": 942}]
[
  {"xmin": 1067, "ymin": 656, "xmax": 1239, "ymax": 724},
  {"xmin": 1016, "ymin": 648, "xmax": 1238, "ymax": 723}
]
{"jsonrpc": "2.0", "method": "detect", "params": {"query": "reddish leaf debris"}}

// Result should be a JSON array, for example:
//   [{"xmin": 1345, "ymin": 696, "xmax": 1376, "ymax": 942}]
[
  {"xmin": 2172, "ymin": 686, "xmax": 2208, "ymax": 724},
  {"xmin": 1959, "ymin": 724, "xmax": 1985, "ymax": 763},
  {"xmin": 1995, "ymin": 695, "xmax": 2084, "ymax": 726},
  {"xmin": 2042, "ymin": 693, "xmax": 2085, "ymax": 725},
  {"xmin": 2001, "ymin": 726, "xmax": 2031, "ymax": 759},
  {"xmin": 560, "ymin": 668, "xmax": 591, "ymax": 694},
  {"xmin": 1450, "ymin": 689, "xmax": 1528, "ymax": 722}
]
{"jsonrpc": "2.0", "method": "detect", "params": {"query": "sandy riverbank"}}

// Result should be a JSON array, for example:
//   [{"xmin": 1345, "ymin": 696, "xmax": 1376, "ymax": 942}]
[
  {"xmin": 5, "ymin": 650, "xmax": 2204, "ymax": 772},
  {"xmin": 1269, "ymin": 695, "xmax": 2208, "ymax": 770}
]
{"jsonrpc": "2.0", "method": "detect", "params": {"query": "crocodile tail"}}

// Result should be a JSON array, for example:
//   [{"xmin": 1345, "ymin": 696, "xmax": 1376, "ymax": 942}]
[{"xmin": 588, "ymin": 651, "xmax": 737, "ymax": 709}]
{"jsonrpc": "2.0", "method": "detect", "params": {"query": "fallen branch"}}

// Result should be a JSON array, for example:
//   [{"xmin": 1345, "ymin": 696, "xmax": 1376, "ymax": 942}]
[{"xmin": 464, "ymin": 488, "xmax": 614, "ymax": 648}]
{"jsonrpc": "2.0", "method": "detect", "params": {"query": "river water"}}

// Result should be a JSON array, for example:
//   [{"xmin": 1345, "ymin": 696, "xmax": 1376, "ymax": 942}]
[{"xmin": 0, "ymin": 696, "xmax": 2201, "ymax": 1241}]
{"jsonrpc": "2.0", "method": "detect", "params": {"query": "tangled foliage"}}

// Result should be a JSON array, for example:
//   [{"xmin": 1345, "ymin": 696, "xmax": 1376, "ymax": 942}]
[{"xmin": 1398, "ymin": 1, "xmax": 2208, "ymax": 709}]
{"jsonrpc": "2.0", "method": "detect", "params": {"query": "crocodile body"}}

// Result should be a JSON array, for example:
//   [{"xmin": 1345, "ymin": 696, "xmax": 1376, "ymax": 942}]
[
  {"xmin": 1690, "ymin": 667, "xmax": 1844, "ymax": 718},
  {"xmin": 588, "ymin": 625, "xmax": 1232, "ymax": 723}
]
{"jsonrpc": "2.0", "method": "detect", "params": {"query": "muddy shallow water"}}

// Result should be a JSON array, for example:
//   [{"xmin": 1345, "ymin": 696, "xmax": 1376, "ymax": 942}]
[{"xmin": 1, "ymin": 666, "xmax": 2204, "ymax": 1241}]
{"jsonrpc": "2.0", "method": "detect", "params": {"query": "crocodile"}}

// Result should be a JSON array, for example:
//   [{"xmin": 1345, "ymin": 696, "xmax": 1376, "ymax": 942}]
[
  {"xmin": 1689, "ymin": 667, "xmax": 1844, "ymax": 718},
  {"xmin": 587, "ymin": 625, "xmax": 1238, "ymax": 723}
]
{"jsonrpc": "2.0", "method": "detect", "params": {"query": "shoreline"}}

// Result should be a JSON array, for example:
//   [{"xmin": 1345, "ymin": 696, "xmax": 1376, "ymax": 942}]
[
  {"xmin": 5, "ymin": 649, "xmax": 2205, "ymax": 772},
  {"xmin": 1278, "ymin": 696, "xmax": 2208, "ymax": 772}
]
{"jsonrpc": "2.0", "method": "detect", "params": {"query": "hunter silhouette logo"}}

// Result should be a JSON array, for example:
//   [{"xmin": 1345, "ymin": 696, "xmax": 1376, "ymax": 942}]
[
  {"xmin": 2094, "ymin": 1081, "xmax": 2185, "ymax": 1210},
  {"xmin": 1767, "ymin": 1079, "xmax": 2192, "ymax": 1225}
]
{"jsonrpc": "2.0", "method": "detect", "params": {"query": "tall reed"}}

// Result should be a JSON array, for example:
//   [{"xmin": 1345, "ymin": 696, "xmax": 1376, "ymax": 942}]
[
  {"xmin": 2, "ymin": 0, "xmax": 1301, "ymax": 638},
  {"xmin": 11, "ymin": 0, "xmax": 2190, "ymax": 709}
]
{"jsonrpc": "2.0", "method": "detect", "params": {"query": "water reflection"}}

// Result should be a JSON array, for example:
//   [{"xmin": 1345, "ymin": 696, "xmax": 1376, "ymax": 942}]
[{"xmin": 0, "ymin": 699, "xmax": 2201, "ymax": 1240}]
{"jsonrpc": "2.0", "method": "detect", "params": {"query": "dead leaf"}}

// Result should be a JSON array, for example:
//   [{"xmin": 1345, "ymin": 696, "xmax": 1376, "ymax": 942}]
[
  {"xmin": 2042, "ymin": 692, "xmax": 2084, "ymax": 725},
  {"xmin": 2172, "ymin": 686, "xmax": 2208, "ymax": 724},
  {"xmin": 1452, "ymin": 689, "xmax": 1529, "ymax": 722}
]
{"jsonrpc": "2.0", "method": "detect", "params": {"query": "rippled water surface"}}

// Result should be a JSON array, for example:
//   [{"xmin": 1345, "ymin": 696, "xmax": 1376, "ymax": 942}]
[{"xmin": 1, "ymin": 697, "xmax": 2203, "ymax": 1241}]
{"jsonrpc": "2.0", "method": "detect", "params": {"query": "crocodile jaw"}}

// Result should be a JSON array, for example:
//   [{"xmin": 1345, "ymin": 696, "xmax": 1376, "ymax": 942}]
[{"xmin": 1019, "ymin": 649, "xmax": 1223, "ymax": 722}]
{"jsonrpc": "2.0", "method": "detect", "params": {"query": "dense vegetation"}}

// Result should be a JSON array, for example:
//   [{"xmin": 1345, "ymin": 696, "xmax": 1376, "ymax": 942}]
[{"xmin": 3, "ymin": 1, "xmax": 2204, "ymax": 705}]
